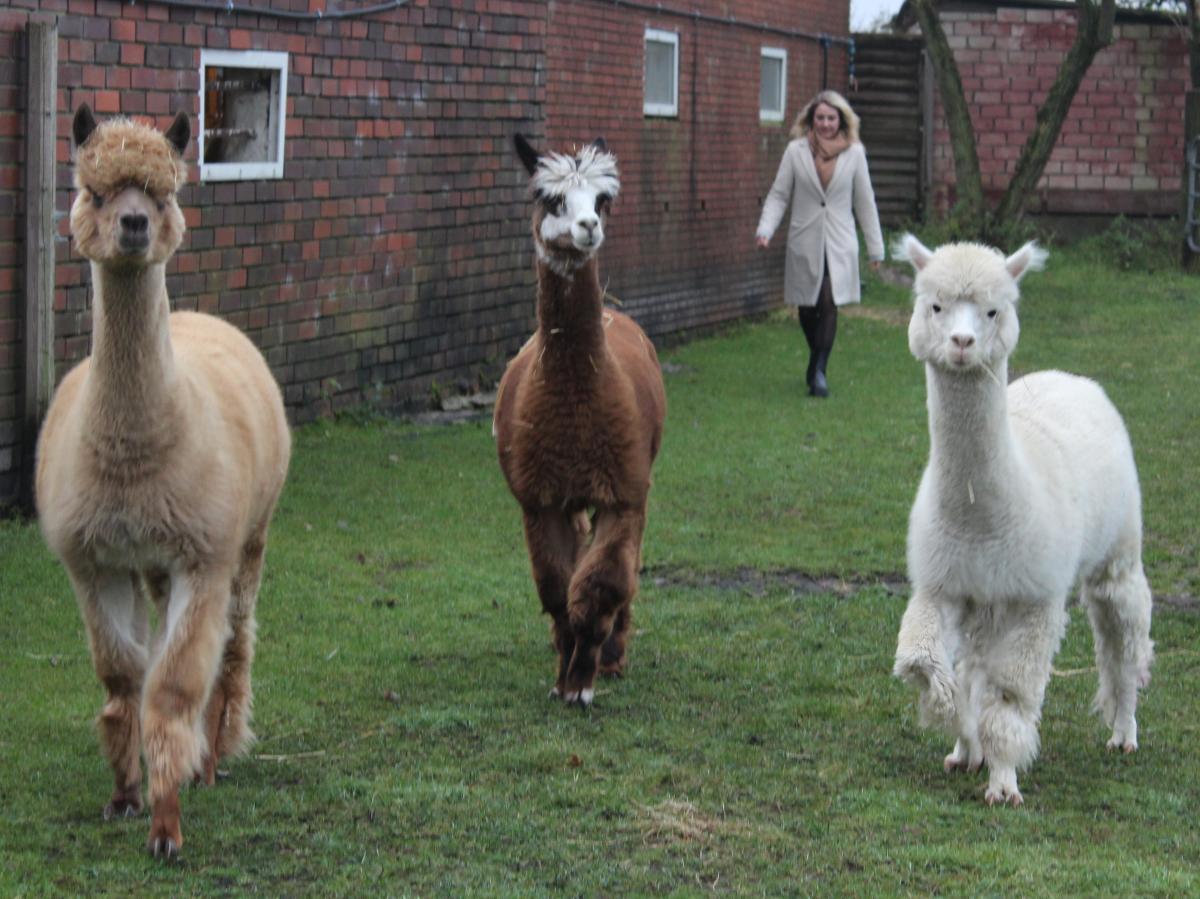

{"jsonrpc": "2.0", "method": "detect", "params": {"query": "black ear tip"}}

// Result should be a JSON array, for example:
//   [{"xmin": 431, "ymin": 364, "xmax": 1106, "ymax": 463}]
[
  {"xmin": 592, "ymin": 136, "xmax": 607, "ymax": 152},
  {"xmin": 165, "ymin": 110, "xmax": 191, "ymax": 154},
  {"xmin": 514, "ymin": 133, "xmax": 540, "ymax": 174},
  {"xmin": 72, "ymin": 103, "xmax": 98, "ymax": 148}
]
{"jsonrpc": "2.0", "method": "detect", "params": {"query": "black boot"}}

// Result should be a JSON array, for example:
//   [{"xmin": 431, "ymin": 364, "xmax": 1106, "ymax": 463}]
[
  {"xmin": 805, "ymin": 352, "xmax": 819, "ymax": 390},
  {"xmin": 810, "ymin": 349, "xmax": 830, "ymax": 398}
]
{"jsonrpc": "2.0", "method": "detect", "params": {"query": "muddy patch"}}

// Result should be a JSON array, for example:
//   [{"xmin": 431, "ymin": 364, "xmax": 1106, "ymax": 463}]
[
  {"xmin": 644, "ymin": 565, "xmax": 1197, "ymax": 612},
  {"xmin": 1154, "ymin": 594, "xmax": 1200, "ymax": 614},
  {"xmin": 644, "ymin": 564, "xmax": 907, "ymax": 599}
]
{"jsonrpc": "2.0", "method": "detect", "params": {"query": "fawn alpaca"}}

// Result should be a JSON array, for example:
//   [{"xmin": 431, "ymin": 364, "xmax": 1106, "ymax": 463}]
[
  {"xmin": 494, "ymin": 135, "xmax": 666, "ymax": 707},
  {"xmin": 892, "ymin": 234, "xmax": 1152, "ymax": 806},
  {"xmin": 36, "ymin": 106, "xmax": 291, "ymax": 857}
]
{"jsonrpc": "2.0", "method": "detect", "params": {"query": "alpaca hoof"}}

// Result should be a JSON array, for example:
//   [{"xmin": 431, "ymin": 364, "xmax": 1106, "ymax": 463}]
[
  {"xmin": 1106, "ymin": 737, "xmax": 1138, "ymax": 754},
  {"xmin": 147, "ymin": 818, "xmax": 183, "ymax": 860},
  {"xmin": 943, "ymin": 755, "xmax": 972, "ymax": 774},
  {"xmin": 561, "ymin": 687, "xmax": 594, "ymax": 708},
  {"xmin": 984, "ymin": 785, "xmax": 1023, "ymax": 807},
  {"xmin": 103, "ymin": 795, "xmax": 143, "ymax": 821},
  {"xmin": 193, "ymin": 767, "xmax": 229, "ymax": 786},
  {"xmin": 147, "ymin": 834, "xmax": 181, "ymax": 860},
  {"xmin": 598, "ymin": 658, "xmax": 625, "ymax": 678}
]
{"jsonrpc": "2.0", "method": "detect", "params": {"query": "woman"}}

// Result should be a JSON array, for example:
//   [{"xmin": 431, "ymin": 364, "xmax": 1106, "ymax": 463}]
[{"xmin": 756, "ymin": 90, "xmax": 884, "ymax": 397}]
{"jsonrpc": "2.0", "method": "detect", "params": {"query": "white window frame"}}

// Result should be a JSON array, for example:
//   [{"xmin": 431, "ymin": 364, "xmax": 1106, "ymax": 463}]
[
  {"xmin": 199, "ymin": 49, "xmax": 289, "ymax": 182},
  {"xmin": 760, "ymin": 47, "xmax": 787, "ymax": 123},
  {"xmin": 643, "ymin": 28, "xmax": 679, "ymax": 118}
]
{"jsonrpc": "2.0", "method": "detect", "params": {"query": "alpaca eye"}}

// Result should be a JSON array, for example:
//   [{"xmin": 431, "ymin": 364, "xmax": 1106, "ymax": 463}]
[
  {"xmin": 543, "ymin": 196, "xmax": 565, "ymax": 216},
  {"xmin": 931, "ymin": 304, "xmax": 942, "ymax": 313},
  {"xmin": 91, "ymin": 191, "xmax": 104, "ymax": 209},
  {"xmin": 595, "ymin": 194, "xmax": 610, "ymax": 214},
  {"xmin": 156, "ymin": 201, "xmax": 165, "ymax": 213},
  {"xmin": 987, "ymin": 309, "xmax": 998, "ymax": 319}
]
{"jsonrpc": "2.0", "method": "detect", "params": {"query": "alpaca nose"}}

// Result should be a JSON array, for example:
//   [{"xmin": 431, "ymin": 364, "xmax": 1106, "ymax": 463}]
[
  {"xmin": 578, "ymin": 215, "xmax": 599, "ymax": 235},
  {"xmin": 121, "ymin": 213, "xmax": 149, "ymax": 235},
  {"xmin": 951, "ymin": 334, "xmax": 975, "ymax": 349}
]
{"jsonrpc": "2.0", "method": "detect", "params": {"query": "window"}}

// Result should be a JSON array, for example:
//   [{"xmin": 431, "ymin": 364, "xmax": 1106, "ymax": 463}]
[
  {"xmin": 199, "ymin": 50, "xmax": 288, "ymax": 181},
  {"xmin": 760, "ymin": 47, "xmax": 787, "ymax": 123},
  {"xmin": 644, "ymin": 29, "xmax": 679, "ymax": 117}
]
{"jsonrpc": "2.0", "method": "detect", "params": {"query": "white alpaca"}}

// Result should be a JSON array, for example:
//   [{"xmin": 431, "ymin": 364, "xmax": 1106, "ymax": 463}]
[{"xmin": 892, "ymin": 234, "xmax": 1153, "ymax": 806}]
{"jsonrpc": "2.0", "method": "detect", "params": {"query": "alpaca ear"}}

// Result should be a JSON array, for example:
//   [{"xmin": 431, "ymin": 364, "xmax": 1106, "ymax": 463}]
[
  {"xmin": 894, "ymin": 233, "xmax": 934, "ymax": 272},
  {"xmin": 164, "ymin": 110, "xmax": 191, "ymax": 156},
  {"xmin": 1005, "ymin": 241, "xmax": 1048, "ymax": 282},
  {"xmin": 513, "ymin": 133, "xmax": 540, "ymax": 175},
  {"xmin": 73, "ymin": 103, "xmax": 97, "ymax": 149},
  {"xmin": 591, "ymin": 137, "xmax": 607, "ymax": 154}
]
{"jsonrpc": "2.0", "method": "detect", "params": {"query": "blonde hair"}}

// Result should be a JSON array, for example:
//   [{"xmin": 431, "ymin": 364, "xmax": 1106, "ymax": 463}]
[{"xmin": 790, "ymin": 90, "xmax": 861, "ymax": 144}]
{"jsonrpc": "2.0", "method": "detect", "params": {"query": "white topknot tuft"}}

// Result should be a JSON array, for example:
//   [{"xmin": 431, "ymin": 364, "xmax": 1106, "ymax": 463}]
[{"xmin": 531, "ymin": 144, "xmax": 620, "ymax": 200}]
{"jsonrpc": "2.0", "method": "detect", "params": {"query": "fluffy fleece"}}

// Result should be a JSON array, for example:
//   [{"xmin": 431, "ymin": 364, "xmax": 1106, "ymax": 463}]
[
  {"xmin": 493, "ymin": 135, "xmax": 666, "ymax": 708},
  {"xmin": 73, "ymin": 113, "xmax": 188, "ymax": 200},
  {"xmin": 36, "ymin": 105, "xmax": 290, "ymax": 859},
  {"xmin": 892, "ymin": 234, "xmax": 1153, "ymax": 807}
]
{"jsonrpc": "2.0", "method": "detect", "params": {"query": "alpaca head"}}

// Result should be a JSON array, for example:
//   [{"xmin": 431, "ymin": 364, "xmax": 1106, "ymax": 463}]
[
  {"xmin": 70, "ymin": 104, "xmax": 190, "ymax": 269},
  {"xmin": 895, "ymin": 233, "xmax": 1047, "ymax": 374},
  {"xmin": 514, "ymin": 134, "xmax": 619, "ymax": 272}
]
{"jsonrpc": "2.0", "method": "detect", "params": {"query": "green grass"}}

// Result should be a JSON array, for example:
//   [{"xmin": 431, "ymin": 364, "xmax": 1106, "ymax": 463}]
[{"xmin": 1, "ymin": 239, "xmax": 1198, "ymax": 896}]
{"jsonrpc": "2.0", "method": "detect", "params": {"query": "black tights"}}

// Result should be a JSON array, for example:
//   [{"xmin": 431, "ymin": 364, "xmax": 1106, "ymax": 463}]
[{"xmin": 798, "ymin": 268, "xmax": 837, "ymax": 370}]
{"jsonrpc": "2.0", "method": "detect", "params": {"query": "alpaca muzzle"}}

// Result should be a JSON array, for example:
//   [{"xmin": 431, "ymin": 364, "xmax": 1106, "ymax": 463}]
[{"xmin": 119, "ymin": 213, "xmax": 151, "ymax": 255}]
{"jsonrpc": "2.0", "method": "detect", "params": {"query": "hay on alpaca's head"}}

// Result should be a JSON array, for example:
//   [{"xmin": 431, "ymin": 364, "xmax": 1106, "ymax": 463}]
[{"xmin": 73, "ymin": 117, "xmax": 187, "ymax": 199}]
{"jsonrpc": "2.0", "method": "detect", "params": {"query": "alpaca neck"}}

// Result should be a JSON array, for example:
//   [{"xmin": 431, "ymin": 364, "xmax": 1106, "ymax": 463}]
[
  {"xmin": 85, "ymin": 262, "xmax": 180, "ymax": 458},
  {"xmin": 535, "ymin": 255, "xmax": 606, "ymax": 367},
  {"xmin": 925, "ymin": 359, "xmax": 1027, "ymax": 518}
]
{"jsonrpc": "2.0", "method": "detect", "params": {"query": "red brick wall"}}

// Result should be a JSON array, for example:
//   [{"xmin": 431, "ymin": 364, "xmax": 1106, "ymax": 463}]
[
  {"xmin": 0, "ymin": 0, "xmax": 546, "ymax": 504},
  {"xmin": 909, "ymin": 1, "xmax": 1187, "ymax": 218},
  {"xmin": 545, "ymin": 0, "xmax": 850, "ymax": 337},
  {"xmin": 0, "ymin": 0, "xmax": 852, "ymax": 505}
]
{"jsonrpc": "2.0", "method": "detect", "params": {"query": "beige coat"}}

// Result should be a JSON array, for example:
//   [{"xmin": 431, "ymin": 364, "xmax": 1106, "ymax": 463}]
[{"xmin": 756, "ymin": 139, "xmax": 885, "ymax": 307}]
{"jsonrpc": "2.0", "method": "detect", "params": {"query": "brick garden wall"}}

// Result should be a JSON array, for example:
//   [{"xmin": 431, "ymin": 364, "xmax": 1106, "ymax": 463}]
[
  {"xmin": 0, "ymin": 0, "xmax": 853, "ymax": 507},
  {"xmin": 903, "ymin": 0, "xmax": 1187, "ymax": 219},
  {"xmin": 0, "ymin": 0, "xmax": 547, "ymax": 505}
]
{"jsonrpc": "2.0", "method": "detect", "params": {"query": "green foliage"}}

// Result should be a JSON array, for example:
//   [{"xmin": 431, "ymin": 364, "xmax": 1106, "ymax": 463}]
[
  {"xmin": 1, "ymin": 243, "xmax": 1197, "ymax": 895},
  {"xmin": 1072, "ymin": 216, "xmax": 1184, "ymax": 273}
]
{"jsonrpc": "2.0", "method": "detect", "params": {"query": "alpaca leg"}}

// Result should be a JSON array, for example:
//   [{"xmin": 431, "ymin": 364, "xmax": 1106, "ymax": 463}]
[
  {"xmin": 72, "ymin": 566, "xmax": 151, "ymax": 820},
  {"xmin": 977, "ymin": 601, "xmax": 1067, "ymax": 807},
  {"xmin": 199, "ymin": 526, "xmax": 270, "ymax": 785},
  {"xmin": 599, "ymin": 603, "xmax": 631, "ymax": 677},
  {"xmin": 141, "ymin": 567, "xmax": 234, "ymax": 858},
  {"xmin": 1083, "ymin": 558, "xmax": 1154, "ymax": 753},
  {"xmin": 523, "ymin": 509, "xmax": 585, "ymax": 698},
  {"xmin": 944, "ymin": 661, "xmax": 985, "ymax": 773},
  {"xmin": 894, "ymin": 590, "xmax": 957, "ymax": 728},
  {"xmin": 563, "ymin": 507, "xmax": 643, "ymax": 706}
]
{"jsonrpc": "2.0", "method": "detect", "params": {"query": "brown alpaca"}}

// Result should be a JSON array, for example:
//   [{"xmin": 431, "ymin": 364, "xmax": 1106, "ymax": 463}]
[
  {"xmin": 493, "ymin": 135, "xmax": 666, "ymax": 707},
  {"xmin": 35, "ymin": 105, "xmax": 291, "ymax": 858}
]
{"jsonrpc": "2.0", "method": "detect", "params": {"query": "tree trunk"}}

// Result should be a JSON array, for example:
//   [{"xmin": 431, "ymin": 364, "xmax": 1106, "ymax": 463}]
[
  {"xmin": 910, "ymin": 0, "xmax": 985, "ymax": 232},
  {"xmin": 989, "ymin": 0, "xmax": 1116, "ymax": 240},
  {"xmin": 915, "ymin": 0, "xmax": 1116, "ymax": 242}
]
